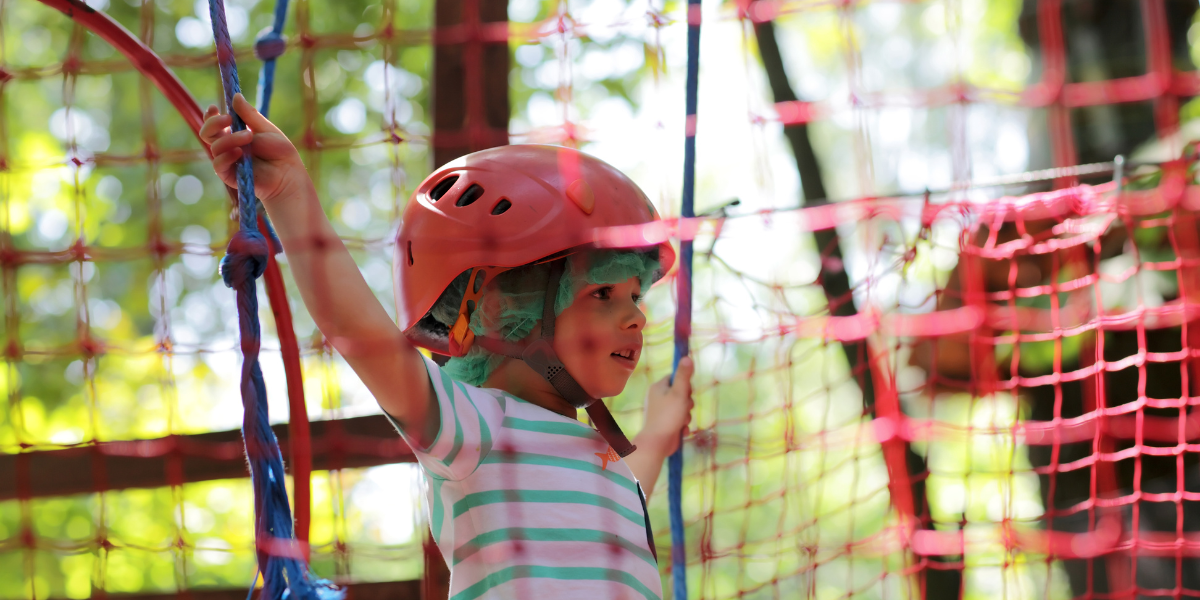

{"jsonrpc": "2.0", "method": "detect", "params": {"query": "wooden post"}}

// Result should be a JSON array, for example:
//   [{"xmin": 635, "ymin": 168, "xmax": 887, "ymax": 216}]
[
  {"xmin": 432, "ymin": 0, "xmax": 509, "ymax": 167},
  {"xmin": 423, "ymin": 2, "xmax": 509, "ymax": 594},
  {"xmin": 421, "ymin": 529, "xmax": 451, "ymax": 600}
]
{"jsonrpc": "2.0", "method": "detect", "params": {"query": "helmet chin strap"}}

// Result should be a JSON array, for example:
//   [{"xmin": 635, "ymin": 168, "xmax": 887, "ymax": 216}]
[{"xmin": 472, "ymin": 259, "xmax": 638, "ymax": 458}]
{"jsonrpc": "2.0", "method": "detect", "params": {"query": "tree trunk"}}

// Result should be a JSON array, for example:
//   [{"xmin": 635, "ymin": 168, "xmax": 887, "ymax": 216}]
[{"xmin": 752, "ymin": 20, "xmax": 962, "ymax": 599}]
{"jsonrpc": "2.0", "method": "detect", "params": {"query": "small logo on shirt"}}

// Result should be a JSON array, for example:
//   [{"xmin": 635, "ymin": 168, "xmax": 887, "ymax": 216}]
[{"xmin": 595, "ymin": 447, "xmax": 620, "ymax": 470}]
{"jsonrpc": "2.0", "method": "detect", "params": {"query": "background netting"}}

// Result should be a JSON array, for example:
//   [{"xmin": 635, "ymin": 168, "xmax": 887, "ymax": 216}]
[{"xmin": 4, "ymin": 0, "xmax": 1200, "ymax": 598}]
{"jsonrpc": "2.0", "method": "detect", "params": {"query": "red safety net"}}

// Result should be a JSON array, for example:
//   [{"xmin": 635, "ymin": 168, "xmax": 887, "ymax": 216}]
[{"xmin": 5, "ymin": 0, "xmax": 1200, "ymax": 599}]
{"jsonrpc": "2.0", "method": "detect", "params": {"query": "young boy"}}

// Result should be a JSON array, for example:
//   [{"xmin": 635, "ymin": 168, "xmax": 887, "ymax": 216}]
[{"xmin": 201, "ymin": 94, "xmax": 694, "ymax": 599}]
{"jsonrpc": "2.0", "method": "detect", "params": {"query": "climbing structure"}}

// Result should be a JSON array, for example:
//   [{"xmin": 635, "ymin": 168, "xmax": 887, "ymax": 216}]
[{"xmin": 3, "ymin": 0, "xmax": 1200, "ymax": 599}]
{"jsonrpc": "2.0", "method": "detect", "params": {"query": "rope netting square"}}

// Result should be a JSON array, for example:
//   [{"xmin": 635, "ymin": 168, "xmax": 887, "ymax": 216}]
[{"xmin": 3, "ymin": 0, "xmax": 1200, "ymax": 598}]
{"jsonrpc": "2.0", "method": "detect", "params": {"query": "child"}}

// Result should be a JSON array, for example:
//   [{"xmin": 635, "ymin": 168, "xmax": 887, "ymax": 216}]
[{"xmin": 201, "ymin": 94, "xmax": 694, "ymax": 600}]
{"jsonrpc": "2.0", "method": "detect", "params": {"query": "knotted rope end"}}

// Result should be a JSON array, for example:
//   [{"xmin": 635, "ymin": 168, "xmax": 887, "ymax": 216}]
[
  {"xmin": 220, "ymin": 230, "xmax": 270, "ymax": 288},
  {"xmin": 255, "ymin": 29, "xmax": 288, "ymax": 61}
]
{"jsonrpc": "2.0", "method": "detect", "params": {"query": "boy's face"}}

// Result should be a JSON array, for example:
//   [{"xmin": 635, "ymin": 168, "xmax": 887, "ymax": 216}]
[{"xmin": 553, "ymin": 276, "xmax": 646, "ymax": 398}]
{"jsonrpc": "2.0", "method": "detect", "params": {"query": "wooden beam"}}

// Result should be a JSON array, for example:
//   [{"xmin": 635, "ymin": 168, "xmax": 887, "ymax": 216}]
[
  {"xmin": 77, "ymin": 580, "xmax": 421, "ymax": 600},
  {"xmin": 0, "ymin": 414, "xmax": 416, "ymax": 500}
]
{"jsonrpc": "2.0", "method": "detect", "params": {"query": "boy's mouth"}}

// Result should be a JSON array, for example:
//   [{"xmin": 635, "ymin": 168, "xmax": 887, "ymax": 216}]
[{"xmin": 610, "ymin": 347, "xmax": 638, "ymax": 368}]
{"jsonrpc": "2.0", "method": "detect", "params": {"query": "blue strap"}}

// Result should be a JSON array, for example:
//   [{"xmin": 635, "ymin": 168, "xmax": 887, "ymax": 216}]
[
  {"xmin": 669, "ymin": 0, "xmax": 702, "ymax": 598},
  {"xmin": 207, "ymin": 1, "xmax": 341, "ymax": 598}
]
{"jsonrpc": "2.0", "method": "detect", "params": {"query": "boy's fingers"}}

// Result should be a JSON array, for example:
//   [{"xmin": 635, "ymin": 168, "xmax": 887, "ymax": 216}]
[
  {"xmin": 199, "ymin": 114, "xmax": 232, "ymax": 144},
  {"xmin": 672, "ymin": 357, "xmax": 694, "ymax": 387},
  {"xmin": 212, "ymin": 147, "xmax": 242, "ymax": 175},
  {"xmin": 208, "ymin": 129, "xmax": 253, "ymax": 157},
  {"xmin": 248, "ymin": 132, "xmax": 295, "ymax": 160},
  {"xmin": 677, "ymin": 356, "xmax": 694, "ymax": 375},
  {"xmin": 232, "ymin": 93, "xmax": 282, "ymax": 135}
]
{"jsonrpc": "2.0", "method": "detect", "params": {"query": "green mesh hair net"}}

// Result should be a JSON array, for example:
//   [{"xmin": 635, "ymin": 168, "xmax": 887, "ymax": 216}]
[{"xmin": 428, "ymin": 249, "xmax": 662, "ymax": 386}]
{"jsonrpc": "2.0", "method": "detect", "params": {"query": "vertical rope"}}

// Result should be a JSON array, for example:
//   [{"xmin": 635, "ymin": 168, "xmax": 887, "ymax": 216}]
[
  {"xmin": 250, "ymin": 0, "xmax": 314, "ymax": 552},
  {"xmin": 207, "ymin": 1, "xmax": 339, "ymax": 597},
  {"xmin": 255, "ymin": 0, "xmax": 290, "ymax": 116},
  {"xmin": 669, "ymin": 0, "xmax": 701, "ymax": 597}
]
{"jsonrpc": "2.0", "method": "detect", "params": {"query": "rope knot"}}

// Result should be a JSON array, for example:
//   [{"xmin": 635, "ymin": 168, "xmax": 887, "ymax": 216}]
[
  {"xmin": 254, "ymin": 29, "xmax": 287, "ymax": 61},
  {"xmin": 220, "ymin": 230, "xmax": 269, "ymax": 288}
]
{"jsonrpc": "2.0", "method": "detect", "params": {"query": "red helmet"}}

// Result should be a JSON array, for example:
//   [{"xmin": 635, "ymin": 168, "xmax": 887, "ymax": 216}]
[{"xmin": 394, "ymin": 144, "xmax": 677, "ymax": 356}]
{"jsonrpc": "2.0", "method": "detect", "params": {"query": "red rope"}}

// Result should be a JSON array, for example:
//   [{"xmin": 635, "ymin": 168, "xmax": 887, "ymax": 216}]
[
  {"xmin": 39, "ymin": 0, "xmax": 314, "ymax": 556},
  {"xmin": 259, "ymin": 214, "xmax": 313, "ymax": 552}
]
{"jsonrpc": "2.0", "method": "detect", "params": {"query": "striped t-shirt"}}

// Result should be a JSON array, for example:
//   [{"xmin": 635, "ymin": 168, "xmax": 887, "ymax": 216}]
[{"xmin": 388, "ymin": 355, "xmax": 662, "ymax": 600}]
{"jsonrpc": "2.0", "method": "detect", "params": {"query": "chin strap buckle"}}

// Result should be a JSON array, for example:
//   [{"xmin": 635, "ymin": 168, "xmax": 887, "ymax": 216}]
[
  {"xmin": 521, "ymin": 339, "xmax": 594, "ymax": 409},
  {"xmin": 448, "ymin": 313, "xmax": 474, "ymax": 356}
]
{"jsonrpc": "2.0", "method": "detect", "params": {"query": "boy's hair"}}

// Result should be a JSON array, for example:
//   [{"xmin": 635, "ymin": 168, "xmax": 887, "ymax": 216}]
[{"xmin": 428, "ymin": 249, "xmax": 662, "ymax": 386}]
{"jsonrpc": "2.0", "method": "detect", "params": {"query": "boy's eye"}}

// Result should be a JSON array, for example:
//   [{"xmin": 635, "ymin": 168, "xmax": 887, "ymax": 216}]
[{"xmin": 590, "ymin": 286, "xmax": 640, "ymax": 303}]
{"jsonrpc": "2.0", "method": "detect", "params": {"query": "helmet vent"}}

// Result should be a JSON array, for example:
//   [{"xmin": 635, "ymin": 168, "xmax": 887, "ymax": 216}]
[
  {"xmin": 430, "ymin": 176, "xmax": 458, "ymax": 200},
  {"xmin": 491, "ymin": 199, "xmax": 512, "ymax": 215},
  {"xmin": 407, "ymin": 241, "xmax": 414, "ymax": 266},
  {"xmin": 456, "ymin": 184, "xmax": 485, "ymax": 207}
]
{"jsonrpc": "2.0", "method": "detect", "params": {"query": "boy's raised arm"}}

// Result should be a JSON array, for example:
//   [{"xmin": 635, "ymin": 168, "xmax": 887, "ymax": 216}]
[{"xmin": 201, "ymin": 94, "xmax": 439, "ymax": 447}]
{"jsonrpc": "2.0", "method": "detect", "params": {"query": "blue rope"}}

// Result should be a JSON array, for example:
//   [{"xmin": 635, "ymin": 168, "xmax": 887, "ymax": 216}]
[
  {"xmin": 252, "ymin": 0, "xmax": 289, "ymax": 247},
  {"xmin": 254, "ymin": 0, "xmax": 289, "ymax": 117},
  {"xmin": 669, "ymin": 0, "xmax": 701, "ymax": 598},
  {"xmin": 207, "ymin": 1, "xmax": 340, "ymax": 598}
]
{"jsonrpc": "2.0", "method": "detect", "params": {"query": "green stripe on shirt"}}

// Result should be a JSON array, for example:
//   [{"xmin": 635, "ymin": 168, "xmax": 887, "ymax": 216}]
[
  {"xmin": 502, "ymin": 416, "xmax": 595, "ymax": 439},
  {"xmin": 453, "ymin": 489, "xmax": 644, "ymax": 526},
  {"xmin": 438, "ymin": 367, "xmax": 464, "ymax": 468},
  {"xmin": 449, "ymin": 565, "xmax": 661, "ymax": 600},
  {"xmin": 430, "ymin": 476, "xmax": 445, "ymax": 540},
  {"xmin": 458, "ymin": 380, "xmax": 493, "ymax": 465},
  {"xmin": 452, "ymin": 527, "xmax": 657, "ymax": 568},
  {"xmin": 480, "ymin": 451, "xmax": 637, "ymax": 494}
]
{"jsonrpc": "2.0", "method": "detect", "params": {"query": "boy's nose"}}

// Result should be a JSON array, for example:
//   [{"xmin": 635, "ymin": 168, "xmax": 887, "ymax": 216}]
[{"xmin": 623, "ymin": 304, "xmax": 647, "ymax": 331}]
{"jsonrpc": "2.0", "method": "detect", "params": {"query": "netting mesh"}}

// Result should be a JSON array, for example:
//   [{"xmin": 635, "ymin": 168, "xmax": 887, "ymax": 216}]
[
  {"xmin": 0, "ymin": 0, "xmax": 433, "ymax": 592},
  {"xmin": 4, "ymin": 0, "xmax": 1200, "ymax": 598}
]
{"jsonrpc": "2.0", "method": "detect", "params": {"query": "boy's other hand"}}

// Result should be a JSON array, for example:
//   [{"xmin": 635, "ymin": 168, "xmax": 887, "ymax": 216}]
[
  {"xmin": 643, "ymin": 356, "xmax": 695, "ymax": 456},
  {"xmin": 200, "ymin": 93, "xmax": 302, "ymax": 203}
]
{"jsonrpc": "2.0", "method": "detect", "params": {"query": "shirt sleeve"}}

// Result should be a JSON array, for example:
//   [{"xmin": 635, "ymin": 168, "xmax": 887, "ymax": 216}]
[{"xmin": 385, "ymin": 353, "xmax": 507, "ymax": 481}]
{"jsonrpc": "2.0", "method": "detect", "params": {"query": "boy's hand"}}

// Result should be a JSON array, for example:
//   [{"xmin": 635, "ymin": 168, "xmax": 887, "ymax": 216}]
[
  {"xmin": 641, "ymin": 356, "xmax": 695, "ymax": 456},
  {"xmin": 200, "ymin": 93, "xmax": 302, "ymax": 203},
  {"xmin": 625, "ymin": 357, "xmax": 695, "ymax": 496}
]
